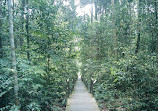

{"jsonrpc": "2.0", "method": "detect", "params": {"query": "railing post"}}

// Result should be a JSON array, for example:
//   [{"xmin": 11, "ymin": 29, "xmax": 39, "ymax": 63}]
[
  {"xmin": 85, "ymin": 78, "xmax": 88, "ymax": 88},
  {"xmin": 67, "ymin": 78, "xmax": 70, "ymax": 97},
  {"xmin": 72, "ymin": 79, "xmax": 74, "ymax": 90},
  {"xmin": 90, "ymin": 77, "xmax": 93, "ymax": 94},
  {"xmin": 90, "ymin": 78, "xmax": 97, "ymax": 95}
]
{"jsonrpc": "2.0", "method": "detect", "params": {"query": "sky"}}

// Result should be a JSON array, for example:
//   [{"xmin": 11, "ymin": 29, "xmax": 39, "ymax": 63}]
[
  {"xmin": 14, "ymin": 0, "xmax": 94, "ymax": 17},
  {"xmin": 64, "ymin": 0, "xmax": 95, "ymax": 16},
  {"xmin": 75, "ymin": 0, "xmax": 95, "ymax": 16},
  {"xmin": 76, "ymin": 4, "xmax": 95, "ymax": 16}
]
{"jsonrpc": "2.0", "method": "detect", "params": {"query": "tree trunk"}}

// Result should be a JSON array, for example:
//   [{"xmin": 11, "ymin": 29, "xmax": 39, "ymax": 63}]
[
  {"xmin": 135, "ymin": 0, "xmax": 141, "ymax": 54},
  {"xmin": 111, "ymin": 0, "xmax": 117, "ymax": 59},
  {"xmin": 0, "ymin": 34, "xmax": 2, "ymax": 58},
  {"xmin": 12, "ymin": 0, "xmax": 18, "ymax": 49},
  {"xmin": 91, "ymin": 0, "xmax": 93, "ymax": 23},
  {"xmin": 154, "ymin": 0, "xmax": 158, "ymax": 52},
  {"xmin": 8, "ymin": 0, "xmax": 19, "ymax": 106},
  {"xmin": 155, "ymin": 0, "xmax": 158, "ymax": 65},
  {"xmin": 47, "ymin": 36, "xmax": 51, "ymax": 77},
  {"xmin": 94, "ymin": 0, "xmax": 97, "ymax": 20},
  {"xmin": 26, "ymin": 0, "xmax": 30, "ymax": 60},
  {"xmin": 0, "ymin": 5, "xmax": 3, "ymax": 58},
  {"xmin": 135, "ymin": 32, "xmax": 140, "ymax": 54},
  {"xmin": 20, "ymin": 0, "xmax": 25, "ymax": 47},
  {"xmin": 0, "ymin": 36, "xmax": 2, "ymax": 58}
]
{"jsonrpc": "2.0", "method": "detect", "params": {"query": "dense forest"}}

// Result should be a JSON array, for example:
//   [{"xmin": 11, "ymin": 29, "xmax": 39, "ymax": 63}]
[{"xmin": 0, "ymin": 0, "xmax": 158, "ymax": 111}]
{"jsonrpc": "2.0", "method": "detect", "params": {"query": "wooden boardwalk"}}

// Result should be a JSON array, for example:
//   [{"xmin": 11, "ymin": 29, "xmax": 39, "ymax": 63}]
[{"xmin": 66, "ymin": 75, "xmax": 100, "ymax": 111}]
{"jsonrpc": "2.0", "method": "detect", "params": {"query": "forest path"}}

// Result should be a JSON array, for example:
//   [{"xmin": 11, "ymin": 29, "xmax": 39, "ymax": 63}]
[{"xmin": 66, "ymin": 75, "xmax": 100, "ymax": 111}]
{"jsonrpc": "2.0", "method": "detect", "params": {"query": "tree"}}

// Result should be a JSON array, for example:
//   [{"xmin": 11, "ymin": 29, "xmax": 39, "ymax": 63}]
[
  {"xmin": 111, "ymin": 0, "xmax": 118, "ymax": 58},
  {"xmin": 154, "ymin": 0, "xmax": 158, "ymax": 64},
  {"xmin": 94, "ymin": 0, "xmax": 98, "ymax": 20},
  {"xmin": 135, "ymin": 0, "xmax": 141, "ymax": 54},
  {"xmin": 0, "ymin": 4, "xmax": 2, "ymax": 58},
  {"xmin": 26, "ymin": 0, "xmax": 30, "ymax": 60},
  {"xmin": 19, "ymin": 0, "xmax": 25, "ymax": 47},
  {"xmin": 8, "ymin": 0, "xmax": 19, "ymax": 106}
]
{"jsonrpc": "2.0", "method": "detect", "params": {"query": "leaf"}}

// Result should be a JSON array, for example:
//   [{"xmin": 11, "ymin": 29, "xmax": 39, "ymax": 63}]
[
  {"xmin": 113, "ymin": 79, "xmax": 118, "ymax": 83},
  {"xmin": 9, "ymin": 105, "xmax": 20, "ymax": 111},
  {"xmin": 0, "ymin": 91, "xmax": 7, "ymax": 97}
]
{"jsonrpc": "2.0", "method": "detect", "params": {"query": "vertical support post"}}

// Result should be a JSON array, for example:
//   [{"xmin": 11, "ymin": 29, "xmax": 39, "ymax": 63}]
[
  {"xmin": 67, "ymin": 78, "xmax": 70, "ymax": 97},
  {"xmin": 90, "ymin": 78, "xmax": 93, "ymax": 94}
]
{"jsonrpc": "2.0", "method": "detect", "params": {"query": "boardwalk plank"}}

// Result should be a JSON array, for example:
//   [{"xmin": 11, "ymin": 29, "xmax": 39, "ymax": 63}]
[{"xmin": 66, "ymin": 76, "xmax": 100, "ymax": 111}]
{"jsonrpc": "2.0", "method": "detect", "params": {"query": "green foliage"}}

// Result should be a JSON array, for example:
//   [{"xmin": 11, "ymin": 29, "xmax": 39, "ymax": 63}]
[
  {"xmin": 0, "ymin": 0, "xmax": 79, "ymax": 110},
  {"xmin": 94, "ymin": 53, "xmax": 158, "ymax": 110},
  {"xmin": 1, "ymin": 0, "xmax": 158, "ymax": 110},
  {"xmin": 1, "ymin": 56, "xmax": 78, "ymax": 110},
  {"xmin": 81, "ymin": 53, "xmax": 158, "ymax": 110},
  {"xmin": 80, "ymin": 0, "xmax": 158, "ymax": 110}
]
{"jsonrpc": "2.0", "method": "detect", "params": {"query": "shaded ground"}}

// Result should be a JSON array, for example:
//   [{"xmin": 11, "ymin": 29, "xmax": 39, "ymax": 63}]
[{"xmin": 66, "ymin": 75, "xmax": 100, "ymax": 111}]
